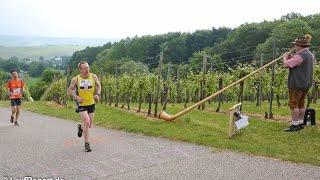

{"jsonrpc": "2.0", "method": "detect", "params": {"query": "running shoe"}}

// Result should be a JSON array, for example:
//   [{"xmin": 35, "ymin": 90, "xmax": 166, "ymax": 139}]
[
  {"xmin": 84, "ymin": 142, "xmax": 92, "ymax": 152},
  {"xmin": 77, "ymin": 124, "xmax": 83, "ymax": 137}
]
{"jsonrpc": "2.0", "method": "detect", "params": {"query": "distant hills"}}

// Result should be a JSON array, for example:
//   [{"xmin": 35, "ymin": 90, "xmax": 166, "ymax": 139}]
[{"xmin": 0, "ymin": 35, "xmax": 117, "ymax": 47}]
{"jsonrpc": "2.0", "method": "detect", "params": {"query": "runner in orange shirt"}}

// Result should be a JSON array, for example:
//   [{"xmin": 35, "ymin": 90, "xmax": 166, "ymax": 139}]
[{"xmin": 7, "ymin": 69, "xmax": 25, "ymax": 126}]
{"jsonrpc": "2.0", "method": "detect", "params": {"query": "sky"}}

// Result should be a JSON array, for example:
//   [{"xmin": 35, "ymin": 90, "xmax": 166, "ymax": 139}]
[{"xmin": 0, "ymin": 0, "xmax": 319, "ymax": 39}]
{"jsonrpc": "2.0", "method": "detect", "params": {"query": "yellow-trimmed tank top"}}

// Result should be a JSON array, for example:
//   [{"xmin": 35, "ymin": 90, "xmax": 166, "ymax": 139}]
[{"xmin": 77, "ymin": 73, "xmax": 95, "ymax": 106}]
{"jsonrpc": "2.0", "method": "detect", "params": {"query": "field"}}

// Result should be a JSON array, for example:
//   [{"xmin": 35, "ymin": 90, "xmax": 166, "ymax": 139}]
[{"xmin": 0, "ymin": 45, "xmax": 85, "ymax": 60}]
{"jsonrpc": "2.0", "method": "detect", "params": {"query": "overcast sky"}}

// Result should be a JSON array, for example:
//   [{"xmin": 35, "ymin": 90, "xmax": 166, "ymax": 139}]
[{"xmin": 0, "ymin": 0, "xmax": 319, "ymax": 39}]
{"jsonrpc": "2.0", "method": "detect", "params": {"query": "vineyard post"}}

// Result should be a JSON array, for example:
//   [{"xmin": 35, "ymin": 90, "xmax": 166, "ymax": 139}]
[
  {"xmin": 257, "ymin": 53, "xmax": 263, "ymax": 106},
  {"xmin": 115, "ymin": 62, "xmax": 119, "ymax": 107},
  {"xmin": 163, "ymin": 62, "xmax": 171, "ymax": 110},
  {"xmin": 201, "ymin": 55, "xmax": 207, "ymax": 110},
  {"xmin": 166, "ymin": 62, "xmax": 171, "ymax": 80},
  {"xmin": 216, "ymin": 76, "xmax": 223, "ymax": 112},
  {"xmin": 63, "ymin": 66, "xmax": 70, "ymax": 106},
  {"xmin": 99, "ymin": 67, "xmax": 104, "ymax": 104},
  {"xmin": 176, "ymin": 66, "xmax": 181, "ymax": 103},
  {"xmin": 268, "ymin": 39, "xmax": 276, "ymax": 118},
  {"xmin": 154, "ymin": 52, "xmax": 163, "ymax": 117},
  {"xmin": 260, "ymin": 54, "xmax": 263, "ymax": 105}
]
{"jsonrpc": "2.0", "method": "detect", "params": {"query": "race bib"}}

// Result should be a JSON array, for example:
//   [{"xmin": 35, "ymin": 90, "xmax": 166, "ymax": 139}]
[
  {"xmin": 12, "ymin": 88, "xmax": 21, "ymax": 94},
  {"xmin": 80, "ymin": 80, "xmax": 93, "ymax": 90}
]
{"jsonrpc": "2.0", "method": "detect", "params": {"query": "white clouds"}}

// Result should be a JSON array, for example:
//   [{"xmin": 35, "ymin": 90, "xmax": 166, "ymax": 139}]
[{"xmin": 0, "ymin": 0, "xmax": 319, "ymax": 38}]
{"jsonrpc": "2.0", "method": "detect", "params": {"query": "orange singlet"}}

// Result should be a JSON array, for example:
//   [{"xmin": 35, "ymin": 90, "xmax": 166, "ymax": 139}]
[{"xmin": 7, "ymin": 79, "xmax": 24, "ymax": 99}]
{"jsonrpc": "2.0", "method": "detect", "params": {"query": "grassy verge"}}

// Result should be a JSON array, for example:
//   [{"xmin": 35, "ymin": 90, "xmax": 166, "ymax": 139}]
[{"xmin": 1, "ymin": 100, "xmax": 319, "ymax": 166}]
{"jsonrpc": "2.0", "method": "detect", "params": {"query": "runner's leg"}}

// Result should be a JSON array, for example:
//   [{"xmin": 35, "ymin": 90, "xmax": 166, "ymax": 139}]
[
  {"xmin": 88, "ymin": 113, "xmax": 94, "ymax": 128},
  {"xmin": 11, "ymin": 105, "xmax": 16, "ymax": 119},
  {"xmin": 79, "ymin": 111, "xmax": 90, "ymax": 143},
  {"xmin": 15, "ymin": 105, "xmax": 20, "ymax": 123}
]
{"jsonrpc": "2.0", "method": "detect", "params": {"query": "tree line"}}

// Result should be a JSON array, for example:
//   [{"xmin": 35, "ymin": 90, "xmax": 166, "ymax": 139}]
[{"xmin": 69, "ymin": 12, "xmax": 320, "ymax": 75}]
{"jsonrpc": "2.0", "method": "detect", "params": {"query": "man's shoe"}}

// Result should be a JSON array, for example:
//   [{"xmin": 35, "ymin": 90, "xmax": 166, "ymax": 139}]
[
  {"xmin": 77, "ymin": 124, "xmax": 83, "ymax": 137},
  {"xmin": 299, "ymin": 124, "xmax": 304, "ymax": 129},
  {"xmin": 84, "ymin": 142, "xmax": 92, "ymax": 152},
  {"xmin": 14, "ymin": 122, "xmax": 19, "ymax": 126},
  {"xmin": 284, "ymin": 125, "xmax": 301, "ymax": 132},
  {"xmin": 10, "ymin": 116, "xmax": 14, "ymax": 123}
]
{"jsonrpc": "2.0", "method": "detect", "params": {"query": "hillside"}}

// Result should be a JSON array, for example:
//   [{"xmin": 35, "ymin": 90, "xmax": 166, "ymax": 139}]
[{"xmin": 0, "ymin": 35, "xmax": 116, "ymax": 47}]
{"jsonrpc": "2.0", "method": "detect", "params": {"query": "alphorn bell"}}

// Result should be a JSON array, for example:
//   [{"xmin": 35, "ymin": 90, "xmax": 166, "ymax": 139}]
[{"xmin": 159, "ymin": 51, "xmax": 293, "ymax": 121}]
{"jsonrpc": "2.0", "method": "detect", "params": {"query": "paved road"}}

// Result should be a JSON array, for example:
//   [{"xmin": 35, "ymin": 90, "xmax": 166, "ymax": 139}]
[{"xmin": 0, "ymin": 108, "xmax": 319, "ymax": 180}]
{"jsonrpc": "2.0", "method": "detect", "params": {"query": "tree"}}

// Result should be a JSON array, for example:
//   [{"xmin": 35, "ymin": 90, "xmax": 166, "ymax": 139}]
[
  {"xmin": 281, "ymin": 12, "xmax": 303, "ymax": 21},
  {"xmin": 256, "ymin": 18, "xmax": 312, "ymax": 59},
  {"xmin": 161, "ymin": 34, "xmax": 188, "ymax": 64},
  {"xmin": 305, "ymin": 13, "xmax": 320, "ymax": 46},
  {"xmin": 28, "ymin": 61, "xmax": 45, "ymax": 77},
  {"xmin": 213, "ymin": 22, "xmax": 277, "ymax": 67},
  {"xmin": 0, "ymin": 57, "xmax": 25, "ymax": 73},
  {"xmin": 119, "ymin": 60, "xmax": 148, "ymax": 75},
  {"xmin": 185, "ymin": 28, "xmax": 231, "ymax": 58},
  {"xmin": 69, "ymin": 46, "xmax": 104, "ymax": 71},
  {"xmin": 41, "ymin": 68, "xmax": 62, "ymax": 83}
]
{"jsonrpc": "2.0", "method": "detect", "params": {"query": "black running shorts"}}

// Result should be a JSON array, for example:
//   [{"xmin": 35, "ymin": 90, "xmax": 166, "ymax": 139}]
[
  {"xmin": 77, "ymin": 104, "xmax": 95, "ymax": 113},
  {"xmin": 10, "ymin": 99, "xmax": 22, "ymax": 106}
]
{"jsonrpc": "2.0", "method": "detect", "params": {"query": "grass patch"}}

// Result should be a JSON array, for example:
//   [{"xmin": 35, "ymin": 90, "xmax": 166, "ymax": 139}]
[
  {"xmin": 1, "ymin": 100, "xmax": 320, "ymax": 166},
  {"xmin": 25, "ymin": 77, "xmax": 41, "ymax": 87}
]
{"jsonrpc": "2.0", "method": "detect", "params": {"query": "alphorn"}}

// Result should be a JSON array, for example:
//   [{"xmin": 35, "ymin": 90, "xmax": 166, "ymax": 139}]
[{"xmin": 159, "ymin": 52, "xmax": 291, "ymax": 121}]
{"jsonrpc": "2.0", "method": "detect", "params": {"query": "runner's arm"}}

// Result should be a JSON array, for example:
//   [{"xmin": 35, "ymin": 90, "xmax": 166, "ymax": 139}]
[
  {"xmin": 68, "ymin": 77, "xmax": 78, "ymax": 99},
  {"xmin": 21, "ymin": 80, "xmax": 25, "ymax": 94},
  {"xmin": 93, "ymin": 74, "xmax": 101, "ymax": 96},
  {"xmin": 6, "ymin": 81, "xmax": 12, "ymax": 96}
]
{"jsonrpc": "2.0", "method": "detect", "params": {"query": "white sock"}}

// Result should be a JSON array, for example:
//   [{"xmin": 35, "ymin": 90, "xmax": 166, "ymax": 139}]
[
  {"xmin": 292, "ymin": 121, "xmax": 299, "ymax": 125},
  {"xmin": 298, "ymin": 119, "xmax": 304, "ymax": 125}
]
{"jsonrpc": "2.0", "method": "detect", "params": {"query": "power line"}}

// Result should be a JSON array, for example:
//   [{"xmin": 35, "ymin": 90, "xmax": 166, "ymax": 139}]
[{"xmin": 219, "ymin": 46, "xmax": 257, "ymax": 55}]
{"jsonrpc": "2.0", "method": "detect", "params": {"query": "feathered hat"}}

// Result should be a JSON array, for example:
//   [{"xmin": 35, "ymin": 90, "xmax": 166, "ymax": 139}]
[{"xmin": 291, "ymin": 34, "xmax": 312, "ymax": 47}]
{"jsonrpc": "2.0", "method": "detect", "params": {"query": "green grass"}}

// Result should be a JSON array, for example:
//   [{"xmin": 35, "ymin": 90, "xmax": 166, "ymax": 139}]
[
  {"xmin": 1, "ymin": 100, "xmax": 319, "ymax": 166},
  {"xmin": 25, "ymin": 77, "xmax": 41, "ymax": 87}
]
